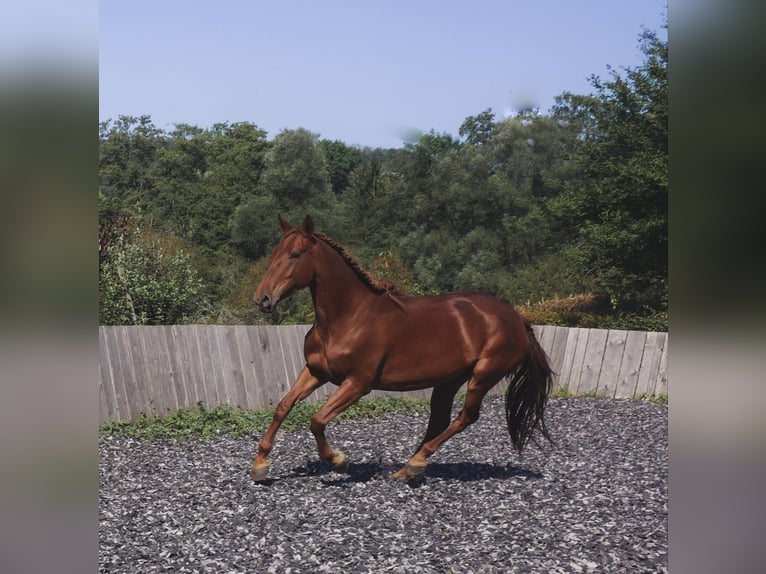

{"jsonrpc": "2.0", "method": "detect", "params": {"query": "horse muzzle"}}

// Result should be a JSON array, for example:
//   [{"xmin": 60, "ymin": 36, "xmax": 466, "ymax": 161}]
[{"xmin": 256, "ymin": 292, "xmax": 277, "ymax": 312}]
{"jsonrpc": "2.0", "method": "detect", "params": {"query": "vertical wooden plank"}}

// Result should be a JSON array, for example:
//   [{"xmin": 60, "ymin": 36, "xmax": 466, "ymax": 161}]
[
  {"xmin": 114, "ymin": 327, "xmax": 137, "ymax": 420},
  {"xmin": 211, "ymin": 325, "xmax": 230, "ymax": 406},
  {"xmin": 548, "ymin": 326, "xmax": 570, "ymax": 390},
  {"xmin": 287, "ymin": 326, "xmax": 302, "ymax": 385},
  {"xmin": 98, "ymin": 376, "xmax": 109, "ymax": 424},
  {"xmin": 248, "ymin": 326, "xmax": 268, "ymax": 409},
  {"xmin": 162, "ymin": 325, "xmax": 187, "ymax": 412},
  {"xmin": 236, "ymin": 326, "xmax": 258, "ymax": 411},
  {"xmin": 569, "ymin": 328, "xmax": 590, "ymax": 395},
  {"xmin": 99, "ymin": 327, "xmax": 120, "ymax": 421},
  {"xmin": 536, "ymin": 324, "xmax": 556, "ymax": 358},
  {"xmin": 274, "ymin": 327, "xmax": 295, "ymax": 393},
  {"xmin": 286, "ymin": 324, "xmax": 305, "ymax": 381},
  {"xmin": 614, "ymin": 330, "xmax": 647, "ymax": 399},
  {"xmin": 597, "ymin": 330, "xmax": 628, "ymax": 398},
  {"xmin": 135, "ymin": 326, "xmax": 161, "ymax": 417},
  {"xmin": 653, "ymin": 334, "xmax": 668, "ymax": 397},
  {"xmin": 183, "ymin": 325, "xmax": 202, "ymax": 407},
  {"xmin": 174, "ymin": 325, "xmax": 198, "ymax": 409},
  {"xmin": 111, "ymin": 326, "xmax": 134, "ymax": 420},
  {"xmin": 244, "ymin": 326, "xmax": 269, "ymax": 410},
  {"xmin": 189, "ymin": 325, "xmax": 212, "ymax": 409},
  {"xmin": 153, "ymin": 325, "xmax": 178, "ymax": 416},
  {"xmin": 558, "ymin": 327, "xmax": 581, "ymax": 392},
  {"xmin": 126, "ymin": 325, "xmax": 154, "ymax": 416},
  {"xmin": 634, "ymin": 331, "xmax": 663, "ymax": 398},
  {"xmin": 135, "ymin": 324, "xmax": 159, "ymax": 417},
  {"xmin": 577, "ymin": 328, "xmax": 608, "ymax": 395},
  {"xmin": 225, "ymin": 326, "xmax": 249, "ymax": 410},
  {"xmin": 255, "ymin": 327, "xmax": 288, "ymax": 406},
  {"xmin": 274, "ymin": 326, "xmax": 293, "ymax": 386},
  {"xmin": 211, "ymin": 325, "xmax": 234, "ymax": 407},
  {"xmin": 198, "ymin": 324, "xmax": 223, "ymax": 408}
]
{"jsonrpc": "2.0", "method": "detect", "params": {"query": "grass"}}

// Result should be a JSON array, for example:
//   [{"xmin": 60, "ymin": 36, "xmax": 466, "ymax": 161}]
[
  {"xmin": 550, "ymin": 385, "xmax": 668, "ymax": 405},
  {"xmin": 99, "ymin": 396, "xmax": 431, "ymax": 443},
  {"xmin": 100, "ymin": 390, "xmax": 668, "ymax": 443}
]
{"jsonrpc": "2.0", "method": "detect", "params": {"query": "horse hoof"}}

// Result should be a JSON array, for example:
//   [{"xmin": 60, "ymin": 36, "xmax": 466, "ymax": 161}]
[
  {"xmin": 390, "ymin": 462, "xmax": 426, "ymax": 480},
  {"xmin": 251, "ymin": 462, "xmax": 270, "ymax": 482},
  {"xmin": 405, "ymin": 461, "xmax": 427, "ymax": 477},
  {"xmin": 331, "ymin": 450, "xmax": 349, "ymax": 472}
]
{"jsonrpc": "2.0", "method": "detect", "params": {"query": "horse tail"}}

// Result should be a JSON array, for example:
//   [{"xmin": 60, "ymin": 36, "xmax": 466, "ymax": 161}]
[{"xmin": 505, "ymin": 320, "xmax": 554, "ymax": 453}]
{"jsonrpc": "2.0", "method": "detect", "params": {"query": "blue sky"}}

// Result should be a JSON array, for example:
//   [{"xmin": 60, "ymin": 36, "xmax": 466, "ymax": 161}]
[{"xmin": 99, "ymin": 1, "xmax": 667, "ymax": 149}]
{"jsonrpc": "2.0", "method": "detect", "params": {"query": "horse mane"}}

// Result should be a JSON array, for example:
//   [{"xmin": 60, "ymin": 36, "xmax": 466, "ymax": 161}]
[{"xmin": 313, "ymin": 231, "xmax": 403, "ymax": 296}]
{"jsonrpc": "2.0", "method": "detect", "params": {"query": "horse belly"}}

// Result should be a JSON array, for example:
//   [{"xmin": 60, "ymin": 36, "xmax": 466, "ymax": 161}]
[{"xmin": 375, "ymin": 332, "xmax": 476, "ymax": 391}]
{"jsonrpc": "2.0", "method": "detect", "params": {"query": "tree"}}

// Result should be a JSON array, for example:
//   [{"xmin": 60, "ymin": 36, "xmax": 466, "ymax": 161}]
[
  {"xmin": 230, "ymin": 193, "xmax": 280, "ymax": 260},
  {"xmin": 552, "ymin": 29, "xmax": 668, "ymax": 312},
  {"xmin": 317, "ymin": 139, "xmax": 364, "ymax": 195},
  {"xmin": 459, "ymin": 108, "xmax": 496, "ymax": 146},
  {"xmin": 99, "ymin": 115, "xmax": 163, "ymax": 214},
  {"xmin": 259, "ymin": 128, "xmax": 331, "ymax": 212}
]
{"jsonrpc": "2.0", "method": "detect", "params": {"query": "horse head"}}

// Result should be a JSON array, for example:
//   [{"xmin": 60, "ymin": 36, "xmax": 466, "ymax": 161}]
[{"xmin": 254, "ymin": 214, "xmax": 317, "ymax": 312}]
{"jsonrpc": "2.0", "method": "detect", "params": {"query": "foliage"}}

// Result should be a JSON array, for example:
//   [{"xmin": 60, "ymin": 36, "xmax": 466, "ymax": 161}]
[
  {"xmin": 98, "ymin": 26, "xmax": 667, "ymax": 331},
  {"xmin": 517, "ymin": 292, "xmax": 667, "ymax": 331},
  {"xmin": 99, "ymin": 225, "xmax": 206, "ymax": 325},
  {"xmin": 551, "ymin": 29, "xmax": 667, "ymax": 312}
]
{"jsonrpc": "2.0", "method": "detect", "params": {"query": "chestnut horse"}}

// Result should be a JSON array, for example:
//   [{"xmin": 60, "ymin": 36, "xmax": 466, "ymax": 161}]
[{"xmin": 251, "ymin": 215, "xmax": 553, "ymax": 481}]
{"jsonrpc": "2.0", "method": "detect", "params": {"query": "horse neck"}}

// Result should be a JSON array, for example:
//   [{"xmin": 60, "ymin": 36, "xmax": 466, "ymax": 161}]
[{"xmin": 310, "ymin": 240, "xmax": 376, "ymax": 326}]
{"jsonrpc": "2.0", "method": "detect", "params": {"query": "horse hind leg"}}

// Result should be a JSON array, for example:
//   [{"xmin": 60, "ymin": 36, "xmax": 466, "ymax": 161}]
[
  {"xmin": 389, "ymin": 379, "xmax": 464, "ymax": 479},
  {"xmin": 392, "ymin": 375, "xmax": 496, "ymax": 479}
]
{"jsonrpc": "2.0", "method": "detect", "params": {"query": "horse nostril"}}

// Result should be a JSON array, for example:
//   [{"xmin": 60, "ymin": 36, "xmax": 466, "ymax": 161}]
[{"xmin": 259, "ymin": 294, "xmax": 272, "ymax": 310}]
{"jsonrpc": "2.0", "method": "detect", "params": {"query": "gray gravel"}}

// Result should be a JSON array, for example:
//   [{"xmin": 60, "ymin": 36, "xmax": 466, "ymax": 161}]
[{"xmin": 99, "ymin": 396, "xmax": 667, "ymax": 573}]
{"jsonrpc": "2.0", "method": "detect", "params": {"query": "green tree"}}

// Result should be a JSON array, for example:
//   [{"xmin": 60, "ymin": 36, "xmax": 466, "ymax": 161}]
[
  {"xmin": 259, "ymin": 128, "xmax": 331, "ymax": 212},
  {"xmin": 206, "ymin": 122, "xmax": 269, "ymax": 199},
  {"xmin": 99, "ymin": 115, "xmax": 163, "ymax": 215},
  {"xmin": 553, "ymin": 29, "xmax": 668, "ymax": 312},
  {"xmin": 230, "ymin": 193, "xmax": 280, "ymax": 260},
  {"xmin": 317, "ymin": 139, "xmax": 364, "ymax": 195},
  {"xmin": 459, "ymin": 108, "xmax": 496, "ymax": 146},
  {"xmin": 147, "ymin": 122, "xmax": 270, "ymax": 254}
]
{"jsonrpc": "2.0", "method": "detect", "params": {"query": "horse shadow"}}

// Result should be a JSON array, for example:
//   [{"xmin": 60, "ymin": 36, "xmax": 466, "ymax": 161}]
[{"xmin": 281, "ymin": 459, "xmax": 542, "ymax": 486}]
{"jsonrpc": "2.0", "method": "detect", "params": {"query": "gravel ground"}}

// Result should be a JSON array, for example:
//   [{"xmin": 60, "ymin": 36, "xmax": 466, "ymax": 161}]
[{"xmin": 99, "ymin": 396, "xmax": 667, "ymax": 573}]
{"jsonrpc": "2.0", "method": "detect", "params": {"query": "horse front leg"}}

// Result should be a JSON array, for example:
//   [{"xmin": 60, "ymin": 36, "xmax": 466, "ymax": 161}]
[
  {"xmin": 309, "ymin": 379, "xmax": 367, "ymax": 472},
  {"xmin": 251, "ymin": 366, "xmax": 324, "ymax": 481}
]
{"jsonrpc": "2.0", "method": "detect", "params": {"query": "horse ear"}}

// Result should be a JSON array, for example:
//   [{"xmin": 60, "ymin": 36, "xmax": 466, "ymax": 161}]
[
  {"xmin": 302, "ymin": 215, "xmax": 315, "ymax": 235},
  {"xmin": 278, "ymin": 213, "xmax": 292, "ymax": 235}
]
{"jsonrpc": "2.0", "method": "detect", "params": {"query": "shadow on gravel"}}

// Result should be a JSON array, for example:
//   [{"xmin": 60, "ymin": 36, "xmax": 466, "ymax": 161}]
[
  {"xmin": 277, "ymin": 460, "xmax": 542, "ymax": 486},
  {"xmin": 425, "ymin": 462, "xmax": 542, "ymax": 482}
]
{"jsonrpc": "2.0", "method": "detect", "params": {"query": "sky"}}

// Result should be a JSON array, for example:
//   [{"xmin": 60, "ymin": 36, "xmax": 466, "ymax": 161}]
[{"xmin": 99, "ymin": 1, "xmax": 667, "ymax": 149}]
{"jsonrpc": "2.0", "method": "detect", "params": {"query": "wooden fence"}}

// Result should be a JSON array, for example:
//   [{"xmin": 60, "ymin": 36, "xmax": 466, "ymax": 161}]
[{"xmin": 99, "ymin": 324, "xmax": 667, "ymax": 423}]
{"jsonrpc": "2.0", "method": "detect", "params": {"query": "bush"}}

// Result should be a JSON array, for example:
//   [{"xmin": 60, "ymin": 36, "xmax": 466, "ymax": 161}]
[{"xmin": 99, "ymin": 227, "xmax": 206, "ymax": 325}]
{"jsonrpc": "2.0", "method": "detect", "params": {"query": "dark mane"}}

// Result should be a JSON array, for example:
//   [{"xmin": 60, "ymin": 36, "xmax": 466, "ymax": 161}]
[{"xmin": 313, "ymin": 232, "xmax": 403, "ymax": 296}]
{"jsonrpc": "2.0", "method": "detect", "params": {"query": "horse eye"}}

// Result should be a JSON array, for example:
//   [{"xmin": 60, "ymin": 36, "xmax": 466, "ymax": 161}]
[{"xmin": 289, "ymin": 251, "xmax": 301, "ymax": 259}]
